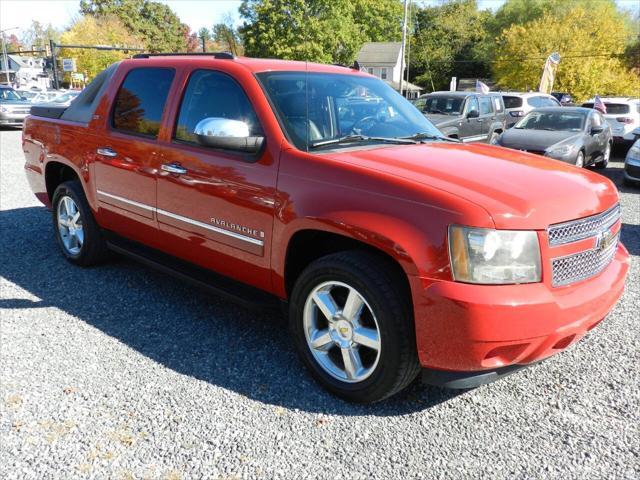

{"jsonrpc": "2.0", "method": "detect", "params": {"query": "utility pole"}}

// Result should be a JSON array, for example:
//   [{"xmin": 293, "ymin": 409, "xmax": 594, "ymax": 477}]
[
  {"xmin": 399, "ymin": 0, "xmax": 409, "ymax": 97},
  {"xmin": 1, "ymin": 27, "xmax": 19, "ymax": 85},
  {"xmin": 201, "ymin": 35, "xmax": 206, "ymax": 53},
  {"xmin": 50, "ymin": 39, "xmax": 59, "ymax": 90}
]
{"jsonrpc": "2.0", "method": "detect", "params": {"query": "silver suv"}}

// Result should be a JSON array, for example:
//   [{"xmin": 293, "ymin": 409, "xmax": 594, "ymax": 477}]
[
  {"xmin": 501, "ymin": 92, "xmax": 561, "ymax": 128},
  {"xmin": 582, "ymin": 97, "xmax": 640, "ymax": 145}
]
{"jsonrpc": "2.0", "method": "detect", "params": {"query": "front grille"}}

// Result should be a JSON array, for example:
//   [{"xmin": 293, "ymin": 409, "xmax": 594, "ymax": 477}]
[
  {"xmin": 551, "ymin": 233, "xmax": 619, "ymax": 287},
  {"xmin": 547, "ymin": 204, "xmax": 620, "ymax": 246}
]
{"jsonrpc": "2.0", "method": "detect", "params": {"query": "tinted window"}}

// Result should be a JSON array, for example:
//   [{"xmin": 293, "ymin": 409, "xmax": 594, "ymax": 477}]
[
  {"xmin": 503, "ymin": 95, "xmax": 522, "ymax": 109},
  {"xmin": 492, "ymin": 96, "xmax": 504, "ymax": 112},
  {"xmin": 423, "ymin": 96, "xmax": 464, "ymax": 114},
  {"xmin": 582, "ymin": 103, "xmax": 630, "ymax": 114},
  {"xmin": 174, "ymin": 70, "xmax": 261, "ymax": 145},
  {"xmin": 465, "ymin": 96, "xmax": 479, "ymax": 114},
  {"xmin": 0, "ymin": 88, "xmax": 22, "ymax": 101},
  {"xmin": 112, "ymin": 68, "xmax": 175, "ymax": 137},
  {"xmin": 515, "ymin": 111, "xmax": 586, "ymax": 131},
  {"xmin": 479, "ymin": 96, "xmax": 493, "ymax": 115},
  {"xmin": 527, "ymin": 96, "xmax": 542, "ymax": 107}
]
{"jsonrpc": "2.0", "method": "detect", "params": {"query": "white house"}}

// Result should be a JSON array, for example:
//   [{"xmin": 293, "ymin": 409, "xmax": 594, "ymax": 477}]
[
  {"xmin": 355, "ymin": 42, "xmax": 422, "ymax": 99},
  {"xmin": 0, "ymin": 54, "xmax": 50, "ymax": 89}
]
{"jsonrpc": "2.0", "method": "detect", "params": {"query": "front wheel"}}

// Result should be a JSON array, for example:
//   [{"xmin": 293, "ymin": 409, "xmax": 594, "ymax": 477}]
[
  {"xmin": 289, "ymin": 251, "xmax": 420, "ymax": 403},
  {"xmin": 575, "ymin": 150, "xmax": 585, "ymax": 168},
  {"xmin": 594, "ymin": 143, "xmax": 611, "ymax": 169}
]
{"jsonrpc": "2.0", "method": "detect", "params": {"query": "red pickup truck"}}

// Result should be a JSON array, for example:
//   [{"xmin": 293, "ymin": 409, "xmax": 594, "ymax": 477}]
[{"xmin": 23, "ymin": 53, "xmax": 629, "ymax": 402}]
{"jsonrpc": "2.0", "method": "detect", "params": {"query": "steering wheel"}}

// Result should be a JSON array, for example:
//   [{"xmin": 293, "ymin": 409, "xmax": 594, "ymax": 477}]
[{"xmin": 351, "ymin": 116, "xmax": 378, "ymax": 134}]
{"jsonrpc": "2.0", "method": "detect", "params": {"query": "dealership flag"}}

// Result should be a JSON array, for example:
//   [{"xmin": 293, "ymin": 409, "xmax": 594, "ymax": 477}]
[
  {"xmin": 475, "ymin": 80, "xmax": 490, "ymax": 94},
  {"xmin": 594, "ymin": 96, "xmax": 607, "ymax": 114},
  {"xmin": 539, "ymin": 52, "xmax": 561, "ymax": 94}
]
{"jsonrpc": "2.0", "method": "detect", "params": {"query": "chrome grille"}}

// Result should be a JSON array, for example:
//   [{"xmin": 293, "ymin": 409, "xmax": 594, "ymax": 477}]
[
  {"xmin": 551, "ymin": 234, "xmax": 619, "ymax": 287},
  {"xmin": 547, "ymin": 204, "xmax": 620, "ymax": 246}
]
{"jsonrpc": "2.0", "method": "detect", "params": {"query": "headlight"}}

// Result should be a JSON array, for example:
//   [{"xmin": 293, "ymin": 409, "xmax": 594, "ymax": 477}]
[
  {"xmin": 627, "ymin": 143, "xmax": 640, "ymax": 161},
  {"xmin": 546, "ymin": 144, "xmax": 575, "ymax": 157},
  {"xmin": 449, "ymin": 225, "xmax": 541, "ymax": 284}
]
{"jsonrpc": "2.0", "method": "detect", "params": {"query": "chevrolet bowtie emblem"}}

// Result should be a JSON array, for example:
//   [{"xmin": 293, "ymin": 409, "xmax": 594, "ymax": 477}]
[
  {"xmin": 595, "ymin": 228, "xmax": 615, "ymax": 251},
  {"xmin": 339, "ymin": 326, "xmax": 349, "ymax": 335}
]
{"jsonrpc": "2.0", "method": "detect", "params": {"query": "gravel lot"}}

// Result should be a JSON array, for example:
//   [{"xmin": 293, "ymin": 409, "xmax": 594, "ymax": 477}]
[{"xmin": 1, "ymin": 128, "xmax": 639, "ymax": 479}]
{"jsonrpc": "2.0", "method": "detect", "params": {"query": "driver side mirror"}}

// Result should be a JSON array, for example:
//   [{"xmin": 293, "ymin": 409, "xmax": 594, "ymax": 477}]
[
  {"xmin": 466, "ymin": 110, "xmax": 479, "ymax": 119},
  {"xmin": 194, "ymin": 118, "xmax": 264, "ymax": 154},
  {"xmin": 590, "ymin": 125, "xmax": 604, "ymax": 135}
]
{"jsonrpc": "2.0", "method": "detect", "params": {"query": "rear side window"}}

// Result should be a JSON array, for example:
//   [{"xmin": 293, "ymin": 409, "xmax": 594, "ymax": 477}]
[
  {"xmin": 492, "ymin": 96, "xmax": 504, "ymax": 112},
  {"xmin": 503, "ymin": 96, "xmax": 522, "ymax": 109},
  {"xmin": 112, "ymin": 68, "xmax": 175, "ymax": 138},
  {"xmin": 174, "ymin": 69, "xmax": 262, "ymax": 145},
  {"xmin": 479, "ymin": 96, "xmax": 493, "ymax": 115},
  {"xmin": 582, "ymin": 103, "xmax": 630, "ymax": 114}
]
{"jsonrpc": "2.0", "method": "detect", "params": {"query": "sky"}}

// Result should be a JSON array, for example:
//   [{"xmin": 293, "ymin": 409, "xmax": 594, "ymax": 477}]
[{"xmin": 1, "ymin": 0, "xmax": 639, "ymax": 36}]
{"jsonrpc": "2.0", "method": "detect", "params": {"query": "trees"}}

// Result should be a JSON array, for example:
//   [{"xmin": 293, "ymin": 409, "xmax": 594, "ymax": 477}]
[
  {"xmin": 213, "ymin": 14, "xmax": 242, "ymax": 56},
  {"xmin": 19, "ymin": 21, "xmax": 61, "ymax": 51},
  {"xmin": 239, "ymin": 0, "xmax": 403, "ymax": 64},
  {"xmin": 79, "ymin": 0, "xmax": 186, "ymax": 52},
  {"xmin": 59, "ymin": 15, "xmax": 142, "ymax": 81},
  {"xmin": 492, "ymin": 4, "xmax": 639, "ymax": 101}
]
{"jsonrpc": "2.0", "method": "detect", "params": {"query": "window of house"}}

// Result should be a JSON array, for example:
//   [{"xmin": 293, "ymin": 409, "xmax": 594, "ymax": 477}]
[
  {"xmin": 174, "ymin": 69, "xmax": 262, "ymax": 146},
  {"xmin": 380, "ymin": 68, "xmax": 388, "ymax": 80},
  {"xmin": 367, "ymin": 68, "xmax": 374, "ymax": 75},
  {"xmin": 112, "ymin": 68, "xmax": 175, "ymax": 138}
]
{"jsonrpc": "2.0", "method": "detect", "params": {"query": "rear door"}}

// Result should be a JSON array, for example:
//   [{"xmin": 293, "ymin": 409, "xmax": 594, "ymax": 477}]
[{"xmin": 93, "ymin": 66, "xmax": 176, "ymax": 244}]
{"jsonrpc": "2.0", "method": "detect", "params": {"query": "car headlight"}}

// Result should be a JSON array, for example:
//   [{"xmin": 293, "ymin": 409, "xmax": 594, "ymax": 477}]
[
  {"xmin": 449, "ymin": 225, "xmax": 541, "ymax": 284},
  {"xmin": 545, "ymin": 144, "xmax": 575, "ymax": 157},
  {"xmin": 627, "ymin": 143, "xmax": 640, "ymax": 161}
]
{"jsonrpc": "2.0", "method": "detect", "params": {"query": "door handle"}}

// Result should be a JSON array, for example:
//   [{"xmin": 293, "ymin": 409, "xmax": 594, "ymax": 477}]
[
  {"xmin": 161, "ymin": 163, "xmax": 188, "ymax": 175},
  {"xmin": 96, "ymin": 147, "xmax": 118, "ymax": 157}
]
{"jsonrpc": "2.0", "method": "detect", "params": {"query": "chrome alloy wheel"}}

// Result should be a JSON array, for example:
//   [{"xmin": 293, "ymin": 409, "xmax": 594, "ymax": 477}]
[
  {"xmin": 56, "ymin": 195, "xmax": 84, "ymax": 255},
  {"xmin": 303, "ymin": 281, "xmax": 381, "ymax": 383}
]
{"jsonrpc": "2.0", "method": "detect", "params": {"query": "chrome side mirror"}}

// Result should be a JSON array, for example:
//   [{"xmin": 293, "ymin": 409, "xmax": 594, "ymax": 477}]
[{"xmin": 194, "ymin": 117, "xmax": 264, "ymax": 154}]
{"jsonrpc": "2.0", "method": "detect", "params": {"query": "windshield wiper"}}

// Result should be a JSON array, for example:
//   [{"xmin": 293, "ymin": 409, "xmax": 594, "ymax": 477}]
[
  {"xmin": 309, "ymin": 134, "xmax": 417, "ymax": 149},
  {"xmin": 399, "ymin": 132, "xmax": 460, "ymax": 143}
]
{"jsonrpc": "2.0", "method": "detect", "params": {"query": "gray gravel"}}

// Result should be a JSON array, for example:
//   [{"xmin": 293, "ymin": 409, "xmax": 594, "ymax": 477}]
[{"xmin": 1, "ymin": 128, "xmax": 639, "ymax": 480}]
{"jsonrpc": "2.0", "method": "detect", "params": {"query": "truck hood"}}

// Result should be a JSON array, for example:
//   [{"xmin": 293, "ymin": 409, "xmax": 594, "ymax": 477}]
[
  {"xmin": 323, "ymin": 142, "xmax": 618, "ymax": 229},
  {"xmin": 499, "ymin": 129, "xmax": 581, "ymax": 151}
]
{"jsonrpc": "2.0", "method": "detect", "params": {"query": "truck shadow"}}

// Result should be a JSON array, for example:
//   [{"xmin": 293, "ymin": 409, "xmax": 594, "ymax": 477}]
[{"xmin": 0, "ymin": 206, "xmax": 463, "ymax": 416}]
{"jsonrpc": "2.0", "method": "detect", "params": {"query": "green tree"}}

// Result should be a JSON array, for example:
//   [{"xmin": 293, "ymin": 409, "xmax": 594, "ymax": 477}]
[
  {"xmin": 409, "ymin": 0, "xmax": 491, "ymax": 90},
  {"xmin": 492, "ymin": 4, "xmax": 639, "ymax": 101},
  {"xmin": 19, "ymin": 20, "xmax": 61, "ymax": 51},
  {"xmin": 59, "ymin": 15, "xmax": 142, "ymax": 81},
  {"xmin": 213, "ymin": 14, "xmax": 242, "ymax": 56},
  {"xmin": 79, "ymin": 0, "xmax": 186, "ymax": 52},
  {"xmin": 239, "ymin": 0, "xmax": 402, "ymax": 64}
]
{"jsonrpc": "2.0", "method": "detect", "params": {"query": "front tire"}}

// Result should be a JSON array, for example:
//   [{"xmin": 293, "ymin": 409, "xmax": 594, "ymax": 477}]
[
  {"xmin": 289, "ymin": 251, "xmax": 420, "ymax": 403},
  {"xmin": 52, "ymin": 181, "xmax": 109, "ymax": 266},
  {"xmin": 575, "ymin": 150, "xmax": 585, "ymax": 168},
  {"xmin": 594, "ymin": 143, "xmax": 611, "ymax": 169}
]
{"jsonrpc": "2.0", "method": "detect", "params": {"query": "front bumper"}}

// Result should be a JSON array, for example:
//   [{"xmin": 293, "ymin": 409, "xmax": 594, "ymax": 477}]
[
  {"xmin": 0, "ymin": 111, "xmax": 29, "ymax": 126},
  {"xmin": 413, "ymin": 243, "xmax": 629, "ymax": 377}
]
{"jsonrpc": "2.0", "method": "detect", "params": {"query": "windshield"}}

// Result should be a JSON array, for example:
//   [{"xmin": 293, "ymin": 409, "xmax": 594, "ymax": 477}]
[
  {"xmin": 515, "ymin": 111, "xmax": 586, "ymax": 131},
  {"xmin": 422, "ymin": 96, "xmax": 464, "ymax": 115},
  {"xmin": 0, "ymin": 88, "xmax": 23, "ymax": 102},
  {"xmin": 257, "ymin": 72, "xmax": 441, "ymax": 150},
  {"xmin": 50, "ymin": 92, "xmax": 79, "ymax": 103}
]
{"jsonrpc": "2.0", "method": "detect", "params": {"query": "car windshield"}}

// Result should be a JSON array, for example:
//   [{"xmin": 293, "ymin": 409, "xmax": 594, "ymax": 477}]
[
  {"xmin": 257, "ymin": 71, "xmax": 441, "ymax": 150},
  {"xmin": 51, "ymin": 92, "xmax": 79, "ymax": 103},
  {"xmin": 422, "ymin": 96, "xmax": 464, "ymax": 115},
  {"xmin": 0, "ymin": 88, "xmax": 23, "ymax": 102},
  {"xmin": 515, "ymin": 111, "xmax": 586, "ymax": 131}
]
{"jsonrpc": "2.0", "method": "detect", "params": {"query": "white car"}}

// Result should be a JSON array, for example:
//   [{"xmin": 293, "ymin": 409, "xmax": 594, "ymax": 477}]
[
  {"xmin": 501, "ymin": 92, "xmax": 561, "ymax": 128},
  {"xmin": 582, "ymin": 97, "xmax": 640, "ymax": 144},
  {"xmin": 624, "ymin": 127, "xmax": 640, "ymax": 186}
]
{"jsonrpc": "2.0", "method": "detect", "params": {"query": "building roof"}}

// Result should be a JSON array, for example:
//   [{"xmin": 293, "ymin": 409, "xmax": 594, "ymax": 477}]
[{"xmin": 356, "ymin": 42, "xmax": 402, "ymax": 65}]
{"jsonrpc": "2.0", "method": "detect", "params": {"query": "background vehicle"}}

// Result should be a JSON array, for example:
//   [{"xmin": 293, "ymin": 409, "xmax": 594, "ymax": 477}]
[
  {"xmin": 497, "ymin": 107, "xmax": 612, "ymax": 168},
  {"xmin": 551, "ymin": 91, "xmax": 574, "ymax": 106},
  {"xmin": 0, "ymin": 86, "xmax": 32, "ymax": 127},
  {"xmin": 501, "ymin": 92, "xmax": 561, "ymax": 127},
  {"xmin": 582, "ymin": 97, "xmax": 640, "ymax": 145},
  {"xmin": 22, "ymin": 55, "xmax": 628, "ymax": 403},
  {"xmin": 624, "ymin": 127, "xmax": 640, "ymax": 186},
  {"xmin": 413, "ymin": 91, "xmax": 506, "ymax": 143},
  {"xmin": 46, "ymin": 90, "xmax": 81, "ymax": 107}
]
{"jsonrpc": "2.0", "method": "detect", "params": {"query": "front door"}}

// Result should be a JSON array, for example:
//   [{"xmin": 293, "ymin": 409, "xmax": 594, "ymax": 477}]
[
  {"xmin": 154, "ymin": 69, "xmax": 278, "ymax": 291},
  {"xmin": 460, "ymin": 96, "xmax": 482, "ymax": 141},
  {"xmin": 93, "ymin": 66, "xmax": 176, "ymax": 245}
]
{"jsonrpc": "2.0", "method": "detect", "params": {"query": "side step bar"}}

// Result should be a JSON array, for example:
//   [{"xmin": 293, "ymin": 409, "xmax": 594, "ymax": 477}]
[{"xmin": 105, "ymin": 233, "xmax": 282, "ymax": 311}]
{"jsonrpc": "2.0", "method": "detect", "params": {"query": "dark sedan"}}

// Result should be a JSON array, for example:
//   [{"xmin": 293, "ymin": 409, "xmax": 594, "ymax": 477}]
[{"xmin": 496, "ymin": 107, "xmax": 612, "ymax": 168}]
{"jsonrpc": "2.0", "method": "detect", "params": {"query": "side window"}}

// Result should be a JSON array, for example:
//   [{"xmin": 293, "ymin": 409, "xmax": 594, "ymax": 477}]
[
  {"xmin": 479, "ymin": 96, "xmax": 493, "ymax": 115},
  {"xmin": 528, "ymin": 96, "xmax": 542, "ymax": 108},
  {"xmin": 174, "ymin": 69, "xmax": 262, "ymax": 145},
  {"xmin": 413, "ymin": 98, "xmax": 426, "ymax": 111},
  {"xmin": 492, "ymin": 96, "xmax": 504, "ymax": 113},
  {"xmin": 112, "ymin": 68, "xmax": 175, "ymax": 137},
  {"xmin": 465, "ymin": 96, "xmax": 479, "ymax": 114},
  {"xmin": 592, "ymin": 112, "xmax": 602, "ymax": 127}
]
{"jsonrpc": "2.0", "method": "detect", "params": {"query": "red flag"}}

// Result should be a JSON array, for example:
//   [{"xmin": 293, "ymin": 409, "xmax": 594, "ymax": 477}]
[{"xmin": 594, "ymin": 96, "xmax": 607, "ymax": 114}]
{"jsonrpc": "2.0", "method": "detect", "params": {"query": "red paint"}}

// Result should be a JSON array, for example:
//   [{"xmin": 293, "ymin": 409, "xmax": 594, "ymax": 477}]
[{"xmin": 22, "ymin": 56, "xmax": 629, "ymax": 373}]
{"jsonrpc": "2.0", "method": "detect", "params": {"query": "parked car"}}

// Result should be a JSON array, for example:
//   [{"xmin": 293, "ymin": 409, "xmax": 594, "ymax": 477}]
[
  {"xmin": 551, "ymin": 91, "xmax": 574, "ymax": 106},
  {"xmin": 624, "ymin": 127, "xmax": 640, "ymax": 186},
  {"xmin": 0, "ymin": 85, "xmax": 32, "ymax": 127},
  {"xmin": 501, "ymin": 92, "xmax": 561, "ymax": 128},
  {"xmin": 413, "ymin": 91, "xmax": 506, "ymax": 143},
  {"xmin": 496, "ymin": 107, "xmax": 612, "ymax": 168},
  {"xmin": 27, "ymin": 90, "xmax": 63, "ymax": 104},
  {"xmin": 46, "ymin": 90, "xmax": 81, "ymax": 107},
  {"xmin": 22, "ymin": 54, "xmax": 628, "ymax": 402},
  {"xmin": 582, "ymin": 97, "xmax": 640, "ymax": 145}
]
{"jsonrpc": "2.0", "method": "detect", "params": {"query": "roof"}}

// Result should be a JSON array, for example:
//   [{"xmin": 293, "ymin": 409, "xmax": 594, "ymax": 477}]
[
  {"xmin": 356, "ymin": 42, "xmax": 402, "ymax": 65},
  {"xmin": 123, "ymin": 55, "xmax": 369, "ymax": 75},
  {"xmin": 499, "ymin": 92, "xmax": 557, "ymax": 98}
]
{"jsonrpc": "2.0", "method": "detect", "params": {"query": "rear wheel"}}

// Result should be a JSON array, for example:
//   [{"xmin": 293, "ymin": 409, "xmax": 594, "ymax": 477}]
[
  {"xmin": 52, "ymin": 181, "xmax": 109, "ymax": 266},
  {"xmin": 289, "ymin": 251, "xmax": 420, "ymax": 403},
  {"xmin": 594, "ymin": 143, "xmax": 611, "ymax": 169},
  {"xmin": 575, "ymin": 150, "xmax": 585, "ymax": 168}
]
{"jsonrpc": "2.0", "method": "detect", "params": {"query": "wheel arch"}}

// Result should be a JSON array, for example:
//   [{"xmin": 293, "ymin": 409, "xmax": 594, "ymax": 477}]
[{"xmin": 44, "ymin": 160, "xmax": 83, "ymax": 202}]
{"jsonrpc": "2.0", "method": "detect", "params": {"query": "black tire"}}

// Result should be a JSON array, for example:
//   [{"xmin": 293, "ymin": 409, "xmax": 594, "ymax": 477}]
[
  {"xmin": 575, "ymin": 150, "xmax": 585, "ymax": 168},
  {"xmin": 289, "ymin": 250, "xmax": 420, "ymax": 403},
  {"xmin": 52, "ymin": 180, "xmax": 109, "ymax": 266},
  {"xmin": 594, "ymin": 143, "xmax": 611, "ymax": 170}
]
